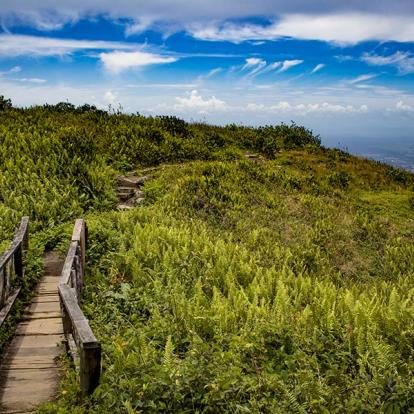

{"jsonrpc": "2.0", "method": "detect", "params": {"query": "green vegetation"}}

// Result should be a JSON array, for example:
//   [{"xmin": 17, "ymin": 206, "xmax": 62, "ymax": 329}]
[{"xmin": 1, "ymin": 99, "xmax": 414, "ymax": 413}]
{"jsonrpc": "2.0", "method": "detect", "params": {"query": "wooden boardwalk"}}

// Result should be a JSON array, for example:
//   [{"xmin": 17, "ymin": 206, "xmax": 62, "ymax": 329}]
[{"xmin": 0, "ymin": 252, "xmax": 65, "ymax": 413}]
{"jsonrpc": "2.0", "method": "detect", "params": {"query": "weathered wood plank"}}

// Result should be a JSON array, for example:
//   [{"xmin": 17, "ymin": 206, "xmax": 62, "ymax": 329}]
[
  {"xmin": 7, "ymin": 334, "xmax": 64, "ymax": 350},
  {"xmin": 0, "ymin": 368, "xmax": 59, "ymax": 412},
  {"xmin": 30, "ymin": 295, "xmax": 60, "ymax": 303},
  {"xmin": 60, "ymin": 242, "xmax": 77, "ymax": 286},
  {"xmin": 16, "ymin": 318, "xmax": 63, "ymax": 336},
  {"xmin": 0, "ymin": 288, "xmax": 21, "ymax": 329}
]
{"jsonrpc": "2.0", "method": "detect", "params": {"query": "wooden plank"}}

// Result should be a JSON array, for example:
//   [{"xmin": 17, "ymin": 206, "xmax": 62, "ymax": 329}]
[
  {"xmin": 71, "ymin": 219, "xmax": 85, "ymax": 243},
  {"xmin": 26, "ymin": 301, "xmax": 61, "ymax": 314},
  {"xmin": 2, "ymin": 345, "xmax": 62, "ymax": 360},
  {"xmin": 35, "ymin": 284, "xmax": 59, "ymax": 295},
  {"xmin": 67, "ymin": 334, "xmax": 80, "ymax": 372},
  {"xmin": 58, "ymin": 284, "xmax": 86, "ymax": 323},
  {"xmin": 16, "ymin": 318, "xmax": 63, "ymax": 336},
  {"xmin": 30, "ymin": 295, "xmax": 59, "ymax": 303},
  {"xmin": 71, "ymin": 219, "xmax": 86, "ymax": 279},
  {"xmin": 39, "ymin": 276, "xmax": 61, "ymax": 284},
  {"xmin": 0, "ymin": 216, "xmax": 29, "ymax": 272},
  {"xmin": 0, "ymin": 368, "xmax": 59, "ymax": 413},
  {"xmin": 0, "ymin": 288, "xmax": 21, "ymax": 329},
  {"xmin": 22, "ymin": 312, "xmax": 61, "ymax": 320},
  {"xmin": 60, "ymin": 242, "xmax": 77, "ymax": 285},
  {"xmin": 6, "ymin": 334, "xmax": 63, "ymax": 350}
]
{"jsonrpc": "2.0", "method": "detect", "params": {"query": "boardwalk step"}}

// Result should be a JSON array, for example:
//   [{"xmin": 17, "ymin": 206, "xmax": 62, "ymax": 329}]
[{"xmin": 16, "ymin": 318, "xmax": 63, "ymax": 336}]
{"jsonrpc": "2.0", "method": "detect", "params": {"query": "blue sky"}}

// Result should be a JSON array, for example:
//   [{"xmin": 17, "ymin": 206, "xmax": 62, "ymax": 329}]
[{"xmin": 0, "ymin": 1, "xmax": 413, "ymax": 141}]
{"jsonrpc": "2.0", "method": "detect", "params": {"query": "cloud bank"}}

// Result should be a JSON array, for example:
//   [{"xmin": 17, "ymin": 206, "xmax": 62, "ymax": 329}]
[{"xmin": 1, "ymin": 2, "xmax": 414, "ymax": 44}]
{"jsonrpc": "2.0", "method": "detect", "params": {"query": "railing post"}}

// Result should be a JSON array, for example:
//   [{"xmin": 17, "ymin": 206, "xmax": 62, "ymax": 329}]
[
  {"xmin": 80, "ymin": 340, "xmax": 101, "ymax": 397},
  {"xmin": 0, "ymin": 266, "xmax": 4, "ymax": 308},
  {"xmin": 74, "ymin": 245, "xmax": 83, "ymax": 300},
  {"xmin": 60, "ymin": 300, "xmax": 72, "ymax": 337},
  {"xmin": 14, "ymin": 244, "xmax": 23, "ymax": 280},
  {"xmin": 21, "ymin": 217, "xmax": 29, "ymax": 253}
]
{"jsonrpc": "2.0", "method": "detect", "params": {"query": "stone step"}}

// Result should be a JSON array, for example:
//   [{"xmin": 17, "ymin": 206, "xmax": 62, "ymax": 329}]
[{"xmin": 117, "ymin": 176, "xmax": 148, "ymax": 187}]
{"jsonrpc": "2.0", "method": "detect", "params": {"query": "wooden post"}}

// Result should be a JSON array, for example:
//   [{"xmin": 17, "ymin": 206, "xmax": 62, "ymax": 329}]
[
  {"xmin": 72, "ymin": 219, "xmax": 86, "ymax": 274},
  {"xmin": 14, "ymin": 244, "xmax": 23, "ymax": 280},
  {"xmin": 20, "ymin": 216, "xmax": 29, "ymax": 253},
  {"xmin": 0, "ymin": 266, "xmax": 4, "ymax": 308},
  {"xmin": 80, "ymin": 339, "xmax": 101, "ymax": 397}
]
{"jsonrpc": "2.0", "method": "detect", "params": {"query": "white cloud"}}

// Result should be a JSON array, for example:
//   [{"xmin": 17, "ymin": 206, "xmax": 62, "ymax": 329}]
[
  {"xmin": 104, "ymin": 90, "xmax": 118, "ymax": 105},
  {"xmin": 0, "ymin": 2, "xmax": 413, "ymax": 44},
  {"xmin": 361, "ymin": 51, "xmax": 414, "ymax": 74},
  {"xmin": 100, "ymin": 51, "xmax": 177, "ymax": 74},
  {"xmin": 205, "ymin": 68, "xmax": 222, "ymax": 78},
  {"xmin": 241, "ymin": 58, "xmax": 267, "ymax": 76},
  {"xmin": 124, "ymin": 18, "xmax": 154, "ymax": 36},
  {"xmin": 246, "ymin": 101, "xmax": 369, "ymax": 115},
  {"xmin": 348, "ymin": 74, "xmax": 377, "ymax": 84},
  {"xmin": 174, "ymin": 90, "xmax": 227, "ymax": 112},
  {"xmin": 395, "ymin": 101, "xmax": 413, "ymax": 112},
  {"xmin": 240, "ymin": 59, "xmax": 302, "ymax": 78},
  {"xmin": 242, "ymin": 58, "xmax": 264, "ymax": 69},
  {"xmin": 1, "ymin": 1, "xmax": 414, "ymax": 28},
  {"xmin": 0, "ymin": 34, "xmax": 137, "ymax": 57},
  {"xmin": 0, "ymin": 65, "xmax": 22, "ymax": 76},
  {"xmin": 189, "ymin": 14, "xmax": 414, "ymax": 44},
  {"xmin": 311, "ymin": 63, "xmax": 325, "ymax": 73},
  {"xmin": 17, "ymin": 78, "xmax": 47, "ymax": 84},
  {"xmin": 255, "ymin": 61, "xmax": 282, "ymax": 76},
  {"xmin": 9, "ymin": 66, "xmax": 22, "ymax": 73},
  {"xmin": 278, "ymin": 59, "xmax": 303, "ymax": 72}
]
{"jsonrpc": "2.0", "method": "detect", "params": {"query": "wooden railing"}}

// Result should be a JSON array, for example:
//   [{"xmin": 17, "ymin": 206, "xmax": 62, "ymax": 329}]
[
  {"xmin": 0, "ymin": 217, "xmax": 29, "ymax": 327},
  {"xmin": 59, "ymin": 219, "xmax": 101, "ymax": 397}
]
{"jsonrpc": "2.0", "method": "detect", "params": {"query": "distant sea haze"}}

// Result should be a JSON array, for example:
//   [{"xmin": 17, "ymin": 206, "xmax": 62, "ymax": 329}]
[{"xmin": 323, "ymin": 137, "xmax": 414, "ymax": 173}]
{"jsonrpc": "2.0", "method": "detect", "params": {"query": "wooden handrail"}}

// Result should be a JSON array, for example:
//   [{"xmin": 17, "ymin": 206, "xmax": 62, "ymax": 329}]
[
  {"xmin": 0, "ymin": 217, "xmax": 29, "ymax": 327},
  {"xmin": 58, "ymin": 219, "xmax": 101, "ymax": 397}
]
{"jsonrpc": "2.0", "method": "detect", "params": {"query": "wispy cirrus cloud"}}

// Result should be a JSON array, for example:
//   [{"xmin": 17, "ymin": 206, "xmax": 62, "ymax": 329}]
[
  {"xmin": 0, "ymin": 34, "xmax": 179, "ymax": 74},
  {"xmin": 17, "ymin": 78, "xmax": 47, "ymax": 84},
  {"xmin": 348, "ymin": 73, "xmax": 377, "ymax": 84},
  {"xmin": 278, "ymin": 59, "xmax": 303, "ymax": 72},
  {"xmin": 0, "ymin": 65, "xmax": 22, "ymax": 76},
  {"xmin": 240, "ymin": 58, "xmax": 303, "ymax": 77},
  {"xmin": 361, "ymin": 51, "xmax": 414, "ymax": 74},
  {"xmin": 311, "ymin": 63, "xmax": 325, "ymax": 73},
  {"xmin": 241, "ymin": 58, "xmax": 267, "ymax": 76},
  {"xmin": 0, "ymin": 34, "xmax": 136, "ymax": 57}
]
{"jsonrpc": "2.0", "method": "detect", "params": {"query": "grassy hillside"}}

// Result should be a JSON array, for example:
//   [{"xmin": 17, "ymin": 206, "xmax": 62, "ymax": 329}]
[{"xmin": 1, "ymin": 98, "xmax": 414, "ymax": 413}]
